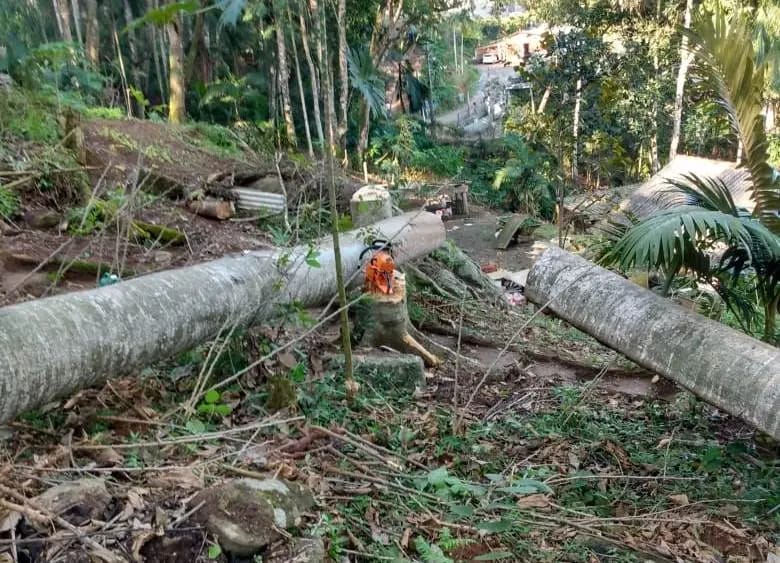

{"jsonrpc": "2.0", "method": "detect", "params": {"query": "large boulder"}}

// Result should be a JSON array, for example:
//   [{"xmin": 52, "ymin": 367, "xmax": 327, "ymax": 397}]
[{"xmin": 192, "ymin": 478, "xmax": 315, "ymax": 556}]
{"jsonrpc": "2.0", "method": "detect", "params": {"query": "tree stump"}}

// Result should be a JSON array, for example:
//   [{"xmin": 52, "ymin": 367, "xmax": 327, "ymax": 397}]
[
  {"xmin": 359, "ymin": 272, "xmax": 440, "ymax": 367},
  {"xmin": 350, "ymin": 185, "xmax": 392, "ymax": 227}
]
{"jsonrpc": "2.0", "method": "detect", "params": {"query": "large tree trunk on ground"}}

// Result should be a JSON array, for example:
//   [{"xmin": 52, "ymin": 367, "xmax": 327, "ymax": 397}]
[
  {"xmin": 525, "ymin": 246, "xmax": 780, "ymax": 440},
  {"xmin": 0, "ymin": 213, "xmax": 444, "ymax": 424}
]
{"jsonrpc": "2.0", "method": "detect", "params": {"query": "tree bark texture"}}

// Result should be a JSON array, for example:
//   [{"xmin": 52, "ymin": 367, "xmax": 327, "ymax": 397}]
[
  {"xmin": 273, "ymin": 0, "xmax": 297, "ymax": 146},
  {"xmin": 84, "ymin": 0, "xmax": 99, "ymax": 67},
  {"xmin": 337, "ymin": 0, "xmax": 348, "ymax": 142},
  {"xmin": 299, "ymin": 8, "xmax": 324, "ymax": 148},
  {"xmin": 69, "ymin": 0, "xmax": 83, "ymax": 47},
  {"xmin": 166, "ymin": 18, "xmax": 186, "ymax": 124},
  {"xmin": 669, "ymin": 0, "xmax": 694, "ymax": 160},
  {"xmin": 53, "ymin": 0, "xmax": 73, "ymax": 42},
  {"xmin": 525, "ymin": 246, "xmax": 780, "ymax": 440},
  {"xmin": 0, "ymin": 213, "xmax": 444, "ymax": 424},
  {"xmin": 288, "ymin": 7, "xmax": 314, "ymax": 157}
]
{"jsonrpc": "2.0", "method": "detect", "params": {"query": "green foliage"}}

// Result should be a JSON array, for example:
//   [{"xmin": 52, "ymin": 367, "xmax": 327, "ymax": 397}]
[
  {"xmin": 129, "ymin": 1, "xmax": 199, "ymax": 29},
  {"xmin": 0, "ymin": 87, "xmax": 61, "ymax": 143},
  {"xmin": 348, "ymin": 47, "xmax": 387, "ymax": 118},
  {"xmin": 687, "ymin": 2, "xmax": 780, "ymax": 233},
  {"xmin": 414, "ymin": 536, "xmax": 454, "ymax": 563},
  {"xmin": 196, "ymin": 389, "xmax": 233, "ymax": 417},
  {"xmin": 0, "ymin": 187, "xmax": 20, "ymax": 219},
  {"xmin": 461, "ymin": 135, "xmax": 557, "ymax": 219}
]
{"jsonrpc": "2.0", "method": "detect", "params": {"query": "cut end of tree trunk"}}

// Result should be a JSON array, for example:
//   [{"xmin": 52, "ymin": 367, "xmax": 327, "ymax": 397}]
[{"xmin": 359, "ymin": 272, "xmax": 441, "ymax": 367}]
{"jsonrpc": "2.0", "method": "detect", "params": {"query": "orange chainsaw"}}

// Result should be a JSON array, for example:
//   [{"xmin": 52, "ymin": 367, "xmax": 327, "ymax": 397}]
[{"xmin": 360, "ymin": 239, "xmax": 395, "ymax": 295}]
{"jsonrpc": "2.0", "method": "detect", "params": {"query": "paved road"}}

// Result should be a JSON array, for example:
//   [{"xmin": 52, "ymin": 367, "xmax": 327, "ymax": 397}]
[{"xmin": 436, "ymin": 64, "xmax": 516, "ymax": 128}]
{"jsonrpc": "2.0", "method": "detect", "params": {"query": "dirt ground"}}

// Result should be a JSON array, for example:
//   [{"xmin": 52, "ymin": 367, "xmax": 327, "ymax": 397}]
[{"xmin": 445, "ymin": 208, "xmax": 538, "ymax": 272}]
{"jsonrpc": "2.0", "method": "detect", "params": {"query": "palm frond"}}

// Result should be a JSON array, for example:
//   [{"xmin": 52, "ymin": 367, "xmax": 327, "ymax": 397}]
[
  {"xmin": 661, "ymin": 173, "xmax": 738, "ymax": 214},
  {"xmin": 347, "ymin": 47, "xmax": 387, "ymax": 118},
  {"xmin": 686, "ymin": 4, "xmax": 780, "ymax": 233},
  {"xmin": 605, "ymin": 207, "xmax": 756, "ymax": 273}
]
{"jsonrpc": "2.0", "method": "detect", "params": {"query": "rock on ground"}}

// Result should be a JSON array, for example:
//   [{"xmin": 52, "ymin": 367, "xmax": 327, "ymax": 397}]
[
  {"xmin": 192, "ymin": 477, "xmax": 315, "ymax": 556},
  {"xmin": 33, "ymin": 478, "xmax": 111, "ymax": 528},
  {"xmin": 265, "ymin": 536, "xmax": 326, "ymax": 563},
  {"xmin": 332, "ymin": 352, "xmax": 426, "ymax": 391}
]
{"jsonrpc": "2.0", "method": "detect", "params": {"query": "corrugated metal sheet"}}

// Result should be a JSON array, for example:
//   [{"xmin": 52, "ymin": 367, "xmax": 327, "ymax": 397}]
[{"xmin": 232, "ymin": 188, "xmax": 287, "ymax": 213}]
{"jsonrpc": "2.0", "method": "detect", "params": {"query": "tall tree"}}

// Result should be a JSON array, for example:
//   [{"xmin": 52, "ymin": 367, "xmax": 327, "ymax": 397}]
[
  {"xmin": 669, "ymin": 0, "xmax": 694, "ymax": 160},
  {"xmin": 299, "ymin": 5, "xmax": 325, "ymax": 148},
  {"xmin": 337, "ymin": 0, "xmax": 348, "ymax": 144},
  {"xmin": 84, "ymin": 0, "xmax": 99, "ymax": 67},
  {"xmin": 53, "ymin": 0, "xmax": 73, "ymax": 42},
  {"xmin": 69, "ymin": 0, "xmax": 83, "ymax": 48},
  {"xmin": 123, "ymin": 0, "xmax": 144, "ymax": 117},
  {"xmin": 273, "ymin": 0, "xmax": 297, "ymax": 146},
  {"xmin": 288, "ymin": 6, "xmax": 314, "ymax": 156},
  {"xmin": 166, "ymin": 16, "xmax": 186, "ymax": 123},
  {"xmin": 321, "ymin": 8, "xmax": 354, "ymax": 385}
]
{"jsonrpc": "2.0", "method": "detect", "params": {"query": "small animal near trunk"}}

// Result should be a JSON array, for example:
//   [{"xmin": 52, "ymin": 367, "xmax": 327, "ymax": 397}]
[{"xmin": 360, "ymin": 272, "xmax": 441, "ymax": 367}]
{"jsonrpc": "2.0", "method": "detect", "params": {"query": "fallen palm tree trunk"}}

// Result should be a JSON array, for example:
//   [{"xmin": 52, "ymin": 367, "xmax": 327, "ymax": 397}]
[
  {"xmin": 0, "ymin": 212, "xmax": 445, "ymax": 424},
  {"xmin": 525, "ymin": 246, "xmax": 780, "ymax": 439}
]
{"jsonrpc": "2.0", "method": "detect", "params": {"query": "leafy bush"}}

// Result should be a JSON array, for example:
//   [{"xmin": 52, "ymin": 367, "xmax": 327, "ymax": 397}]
[
  {"xmin": 0, "ymin": 187, "xmax": 20, "ymax": 219},
  {"xmin": 462, "ymin": 134, "xmax": 557, "ymax": 219}
]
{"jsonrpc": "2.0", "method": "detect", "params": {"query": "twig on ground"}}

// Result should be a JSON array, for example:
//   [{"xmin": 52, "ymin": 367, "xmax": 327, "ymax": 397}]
[
  {"xmin": 456, "ymin": 274, "xmax": 584, "ymax": 430},
  {"xmin": 0, "ymin": 486, "xmax": 124, "ymax": 563},
  {"xmin": 73, "ymin": 417, "xmax": 302, "ymax": 450}
]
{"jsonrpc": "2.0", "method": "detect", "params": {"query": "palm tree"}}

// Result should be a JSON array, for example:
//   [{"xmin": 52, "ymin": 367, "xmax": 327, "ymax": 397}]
[{"xmin": 602, "ymin": 2, "xmax": 780, "ymax": 343}]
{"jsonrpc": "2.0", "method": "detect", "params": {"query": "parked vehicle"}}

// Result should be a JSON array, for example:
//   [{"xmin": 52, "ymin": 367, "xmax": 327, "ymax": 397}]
[{"xmin": 481, "ymin": 53, "xmax": 499, "ymax": 64}]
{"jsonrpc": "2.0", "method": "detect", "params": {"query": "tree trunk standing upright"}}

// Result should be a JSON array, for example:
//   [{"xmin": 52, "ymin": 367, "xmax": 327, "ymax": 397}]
[
  {"xmin": 337, "ymin": 0, "xmax": 348, "ymax": 146},
  {"xmin": 166, "ymin": 18, "xmax": 186, "ymax": 124},
  {"xmin": 299, "ymin": 7, "xmax": 325, "ymax": 149},
  {"xmin": 70, "ymin": 0, "xmax": 83, "ymax": 48},
  {"xmin": 571, "ymin": 77, "xmax": 582, "ymax": 183},
  {"xmin": 123, "ymin": 0, "xmax": 144, "ymax": 117},
  {"xmin": 288, "ymin": 8, "xmax": 314, "ymax": 157},
  {"xmin": 273, "ymin": 0, "xmax": 297, "ymax": 147},
  {"xmin": 649, "ymin": 0, "xmax": 662, "ymax": 173},
  {"xmin": 185, "ymin": 6, "xmax": 205, "ymax": 85},
  {"xmin": 84, "ymin": 0, "xmax": 99, "ymax": 67},
  {"xmin": 321, "ymin": 16, "xmax": 354, "ymax": 384},
  {"xmin": 669, "ymin": 0, "xmax": 694, "ymax": 160},
  {"xmin": 146, "ymin": 0, "xmax": 166, "ymax": 101},
  {"xmin": 53, "ymin": 0, "xmax": 73, "ymax": 42}
]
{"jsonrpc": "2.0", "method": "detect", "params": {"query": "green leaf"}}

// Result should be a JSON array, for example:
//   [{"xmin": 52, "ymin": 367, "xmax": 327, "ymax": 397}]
[
  {"xmin": 427, "ymin": 467, "xmax": 449, "ymax": 488},
  {"xmin": 207, "ymin": 543, "xmax": 222, "ymax": 559},
  {"xmin": 215, "ymin": 404, "xmax": 233, "ymax": 416},
  {"xmin": 197, "ymin": 404, "xmax": 217, "ymax": 415},
  {"xmin": 204, "ymin": 389, "xmax": 221, "ymax": 404},
  {"xmin": 474, "ymin": 552, "xmax": 514, "ymax": 561},
  {"xmin": 497, "ymin": 479, "xmax": 553, "ymax": 495},
  {"xmin": 476, "ymin": 519, "xmax": 513, "ymax": 534},
  {"xmin": 449, "ymin": 504, "xmax": 474, "ymax": 519},
  {"xmin": 305, "ymin": 248, "xmax": 321, "ymax": 268},
  {"xmin": 186, "ymin": 418, "xmax": 206, "ymax": 434}
]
